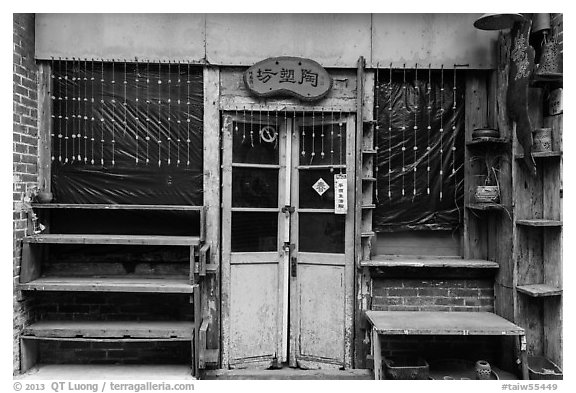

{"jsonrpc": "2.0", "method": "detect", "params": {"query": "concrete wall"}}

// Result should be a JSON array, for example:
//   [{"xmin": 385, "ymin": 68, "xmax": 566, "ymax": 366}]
[
  {"xmin": 35, "ymin": 13, "xmax": 499, "ymax": 69},
  {"xmin": 13, "ymin": 13, "xmax": 39, "ymax": 374}
]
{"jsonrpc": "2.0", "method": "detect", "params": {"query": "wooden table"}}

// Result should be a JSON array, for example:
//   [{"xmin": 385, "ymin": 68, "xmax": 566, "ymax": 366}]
[{"xmin": 365, "ymin": 311, "xmax": 528, "ymax": 380}]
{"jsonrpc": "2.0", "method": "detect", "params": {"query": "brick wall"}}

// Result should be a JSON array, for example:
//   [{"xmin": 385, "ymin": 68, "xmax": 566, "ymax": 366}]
[
  {"xmin": 13, "ymin": 13, "xmax": 39, "ymax": 374},
  {"xmin": 372, "ymin": 277, "xmax": 495, "ymax": 312},
  {"xmin": 371, "ymin": 275, "xmax": 497, "ymax": 363},
  {"xmin": 32, "ymin": 292, "xmax": 194, "ymax": 365}
]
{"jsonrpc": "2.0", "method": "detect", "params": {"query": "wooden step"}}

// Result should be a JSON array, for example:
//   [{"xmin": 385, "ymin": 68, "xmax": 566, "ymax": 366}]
[
  {"xmin": 204, "ymin": 367, "xmax": 373, "ymax": 380},
  {"xmin": 23, "ymin": 234, "xmax": 200, "ymax": 246},
  {"xmin": 366, "ymin": 311, "xmax": 525, "ymax": 336},
  {"xmin": 23, "ymin": 321, "xmax": 194, "ymax": 340},
  {"xmin": 18, "ymin": 276, "xmax": 196, "ymax": 293},
  {"xmin": 516, "ymin": 284, "xmax": 562, "ymax": 297},
  {"xmin": 16, "ymin": 364, "xmax": 195, "ymax": 380},
  {"xmin": 516, "ymin": 219, "xmax": 562, "ymax": 227},
  {"xmin": 360, "ymin": 256, "xmax": 499, "ymax": 269},
  {"xmin": 31, "ymin": 203, "xmax": 203, "ymax": 211}
]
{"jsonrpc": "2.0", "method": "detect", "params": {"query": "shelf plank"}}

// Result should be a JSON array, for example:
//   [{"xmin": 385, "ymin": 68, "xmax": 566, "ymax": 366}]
[
  {"xmin": 23, "ymin": 321, "xmax": 194, "ymax": 340},
  {"xmin": 361, "ymin": 231, "xmax": 375, "ymax": 237},
  {"xmin": 362, "ymin": 149, "xmax": 377, "ymax": 154},
  {"xmin": 366, "ymin": 311, "xmax": 525, "ymax": 336},
  {"xmin": 466, "ymin": 137, "xmax": 510, "ymax": 146},
  {"xmin": 23, "ymin": 234, "xmax": 200, "ymax": 246},
  {"xmin": 361, "ymin": 204, "xmax": 376, "ymax": 209},
  {"xmin": 514, "ymin": 151, "xmax": 562, "ymax": 159},
  {"xmin": 30, "ymin": 203, "xmax": 203, "ymax": 211},
  {"xmin": 466, "ymin": 203, "xmax": 508, "ymax": 211},
  {"xmin": 362, "ymin": 177, "xmax": 376, "ymax": 182},
  {"xmin": 16, "ymin": 364, "xmax": 195, "ymax": 380},
  {"xmin": 18, "ymin": 276, "xmax": 196, "ymax": 293},
  {"xmin": 360, "ymin": 256, "xmax": 499, "ymax": 269},
  {"xmin": 531, "ymin": 73, "xmax": 563, "ymax": 87},
  {"xmin": 516, "ymin": 219, "xmax": 563, "ymax": 227},
  {"xmin": 516, "ymin": 284, "xmax": 562, "ymax": 297}
]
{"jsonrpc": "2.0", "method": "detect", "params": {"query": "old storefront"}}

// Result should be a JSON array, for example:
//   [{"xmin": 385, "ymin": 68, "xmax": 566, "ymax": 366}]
[{"xmin": 13, "ymin": 13, "xmax": 563, "ymax": 380}]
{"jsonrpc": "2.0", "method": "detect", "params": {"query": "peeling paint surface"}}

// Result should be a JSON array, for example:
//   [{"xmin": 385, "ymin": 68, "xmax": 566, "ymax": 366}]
[
  {"xmin": 229, "ymin": 264, "xmax": 278, "ymax": 361},
  {"xmin": 299, "ymin": 265, "xmax": 344, "ymax": 362}
]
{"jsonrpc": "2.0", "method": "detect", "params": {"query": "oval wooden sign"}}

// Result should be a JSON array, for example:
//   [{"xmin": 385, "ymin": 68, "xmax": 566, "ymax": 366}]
[{"xmin": 244, "ymin": 57, "xmax": 333, "ymax": 101}]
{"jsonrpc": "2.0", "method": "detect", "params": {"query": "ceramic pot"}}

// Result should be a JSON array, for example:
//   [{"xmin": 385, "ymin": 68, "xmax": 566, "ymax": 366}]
[
  {"xmin": 36, "ymin": 191, "xmax": 53, "ymax": 203},
  {"xmin": 532, "ymin": 128, "xmax": 552, "ymax": 152},
  {"xmin": 475, "ymin": 186, "xmax": 500, "ymax": 203},
  {"xmin": 475, "ymin": 360, "xmax": 492, "ymax": 380}
]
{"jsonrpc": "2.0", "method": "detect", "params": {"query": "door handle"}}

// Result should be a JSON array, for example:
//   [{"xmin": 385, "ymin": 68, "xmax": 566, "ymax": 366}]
[{"xmin": 291, "ymin": 257, "xmax": 297, "ymax": 277}]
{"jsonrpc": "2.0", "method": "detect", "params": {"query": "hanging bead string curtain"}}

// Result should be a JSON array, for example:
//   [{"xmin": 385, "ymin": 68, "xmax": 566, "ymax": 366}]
[
  {"xmin": 50, "ymin": 59, "xmax": 204, "ymax": 205},
  {"xmin": 374, "ymin": 66, "xmax": 464, "ymax": 232}
]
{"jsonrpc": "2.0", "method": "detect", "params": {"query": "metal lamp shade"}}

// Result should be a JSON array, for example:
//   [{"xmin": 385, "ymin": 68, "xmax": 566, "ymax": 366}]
[{"xmin": 473, "ymin": 13, "xmax": 525, "ymax": 30}]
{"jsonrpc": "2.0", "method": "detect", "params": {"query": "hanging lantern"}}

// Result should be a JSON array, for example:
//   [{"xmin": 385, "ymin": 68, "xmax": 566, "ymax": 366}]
[{"xmin": 473, "ymin": 13, "xmax": 525, "ymax": 30}]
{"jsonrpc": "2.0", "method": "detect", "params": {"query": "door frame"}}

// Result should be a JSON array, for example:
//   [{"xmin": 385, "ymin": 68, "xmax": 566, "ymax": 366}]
[{"xmin": 220, "ymin": 111, "xmax": 356, "ymax": 369}]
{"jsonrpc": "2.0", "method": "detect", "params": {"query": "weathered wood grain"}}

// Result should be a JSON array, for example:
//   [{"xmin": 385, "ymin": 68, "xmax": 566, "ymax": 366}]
[
  {"xmin": 23, "ymin": 321, "xmax": 195, "ymax": 339},
  {"xmin": 366, "ymin": 311, "xmax": 525, "ymax": 335},
  {"xmin": 18, "ymin": 276, "xmax": 196, "ymax": 293}
]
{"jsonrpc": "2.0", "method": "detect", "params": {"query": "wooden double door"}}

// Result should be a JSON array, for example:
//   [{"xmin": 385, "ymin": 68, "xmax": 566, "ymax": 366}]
[{"xmin": 221, "ymin": 111, "xmax": 355, "ymax": 369}]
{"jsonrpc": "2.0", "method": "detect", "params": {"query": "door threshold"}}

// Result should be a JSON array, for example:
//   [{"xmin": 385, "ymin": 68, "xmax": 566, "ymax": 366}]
[{"xmin": 203, "ymin": 367, "xmax": 373, "ymax": 380}]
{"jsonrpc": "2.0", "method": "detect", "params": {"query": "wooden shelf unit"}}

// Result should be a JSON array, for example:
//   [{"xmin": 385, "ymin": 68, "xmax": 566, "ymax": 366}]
[
  {"xmin": 19, "ymin": 204, "xmax": 208, "ymax": 376},
  {"xmin": 511, "ymin": 68, "xmax": 563, "ymax": 369}
]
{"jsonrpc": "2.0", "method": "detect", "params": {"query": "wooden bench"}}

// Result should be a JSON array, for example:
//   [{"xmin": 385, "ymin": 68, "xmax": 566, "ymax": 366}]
[{"xmin": 365, "ymin": 311, "xmax": 528, "ymax": 380}]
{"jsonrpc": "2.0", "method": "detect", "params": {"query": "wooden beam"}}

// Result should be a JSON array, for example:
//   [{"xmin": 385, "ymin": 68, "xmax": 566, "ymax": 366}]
[
  {"xmin": 203, "ymin": 66, "xmax": 221, "ymax": 361},
  {"xmin": 24, "ymin": 234, "xmax": 201, "ymax": 246},
  {"xmin": 18, "ymin": 277, "xmax": 197, "ymax": 293},
  {"xmin": 38, "ymin": 62, "xmax": 52, "ymax": 192}
]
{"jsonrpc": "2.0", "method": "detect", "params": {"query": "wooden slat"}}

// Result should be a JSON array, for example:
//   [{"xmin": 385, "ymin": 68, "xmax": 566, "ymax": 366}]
[
  {"xmin": 516, "ymin": 284, "xmax": 562, "ymax": 297},
  {"xmin": 366, "ymin": 311, "xmax": 525, "ymax": 335},
  {"xmin": 230, "ymin": 252, "xmax": 279, "ymax": 264},
  {"xmin": 514, "ymin": 151, "xmax": 562, "ymax": 159},
  {"xmin": 360, "ymin": 257, "xmax": 499, "ymax": 269},
  {"xmin": 17, "ymin": 364, "xmax": 195, "ymax": 380},
  {"xmin": 18, "ymin": 276, "xmax": 196, "ymax": 293},
  {"xmin": 231, "ymin": 163, "xmax": 281, "ymax": 169},
  {"xmin": 23, "ymin": 321, "xmax": 194, "ymax": 339},
  {"xmin": 466, "ymin": 137, "xmax": 510, "ymax": 146},
  {"xmin": 297, "ymin": 164, "xmax": 346, "ymax": 170},
  {"xmin": 466, "ymin": 203, "xmax": 509, "ymax": 211},
  {"xmin": 463, "ymin": 73, "xmax": 489, "ymax": 260},
  {"xmin": 23, "ymin": 234, "xmax": 201, "ymax": 246},
  {"xmin": 516, "ymin": 220, "xmax": 562, "ymax": 227},
  {"xmin": 38, "ymin": 63, "xmax": 52, "ymax": 193},
  {"xmin": 30, "ymin": 203, "xmax": 203, "ymax": 211},
  {"xmin": 298, "ymin": 252, "xmax": 345, "ymax": 266}
]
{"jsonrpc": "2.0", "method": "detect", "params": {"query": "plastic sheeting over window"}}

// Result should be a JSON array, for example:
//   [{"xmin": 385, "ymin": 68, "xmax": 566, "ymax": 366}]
[
  {"xmin": 374, "ymin": 68, "xmax": 464, "ymax": 232},
  {"xmin": 50, "ymin": 60, "xmax": 203, "ymax": 205}
]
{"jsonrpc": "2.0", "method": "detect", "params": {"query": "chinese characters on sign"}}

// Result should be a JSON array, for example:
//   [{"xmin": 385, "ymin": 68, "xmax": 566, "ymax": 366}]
[
  {"xmin": 334, "ymin": 174, "xmax": 347, "ymax": 214},
  {"xmin": 244, "ymin": 57, "xmax": 332, "ymax": 101}
]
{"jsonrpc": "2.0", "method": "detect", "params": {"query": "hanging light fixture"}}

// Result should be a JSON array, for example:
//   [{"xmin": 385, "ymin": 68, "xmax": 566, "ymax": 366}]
[{"xmin": 473, "ymin": 13, "xmax": 526, "ymax": 30}]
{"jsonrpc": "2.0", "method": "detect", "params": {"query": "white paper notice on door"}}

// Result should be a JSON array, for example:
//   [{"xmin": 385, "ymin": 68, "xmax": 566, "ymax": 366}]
[{"xmin": 334, "ymin": 174, "xmax": 347, "ymax": 214}]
